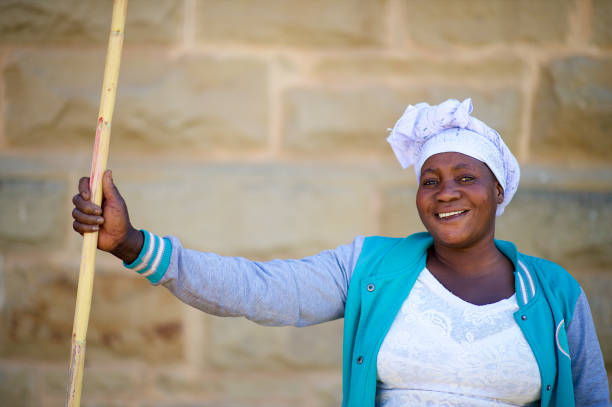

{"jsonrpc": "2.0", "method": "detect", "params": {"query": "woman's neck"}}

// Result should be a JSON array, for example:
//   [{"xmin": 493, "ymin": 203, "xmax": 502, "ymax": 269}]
[
  {"xmin": 427, "ymin": 237, "xmax": 516, "ymax": 305},
  {"xmin": 430, "ymin": 237, "xmax": 511, "ymax": 279}
]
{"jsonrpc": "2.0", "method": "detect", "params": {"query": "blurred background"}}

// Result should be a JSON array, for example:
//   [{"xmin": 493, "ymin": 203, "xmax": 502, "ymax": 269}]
[{"xmin": 0, "ymin": 0, "xmax": 611, "ymax": 405}]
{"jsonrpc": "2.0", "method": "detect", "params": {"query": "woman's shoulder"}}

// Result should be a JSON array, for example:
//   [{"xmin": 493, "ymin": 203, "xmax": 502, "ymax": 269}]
[
  {"xmin": 518, "ymin": 252, "xmax": 578, "ymax": 286},
  {"xmin": 517, "ymin": 252, "xmax": 583, "ymax": 315}
]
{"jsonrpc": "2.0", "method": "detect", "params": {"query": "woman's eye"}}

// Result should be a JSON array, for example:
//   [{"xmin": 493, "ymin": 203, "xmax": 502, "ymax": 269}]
[
  {"xmin": 458, "ymin": 175, "xmax": 475, "ymax": 182},
  {"xmin": 422, "ymin": 179, "xmax": 437, "ymax": 186}
]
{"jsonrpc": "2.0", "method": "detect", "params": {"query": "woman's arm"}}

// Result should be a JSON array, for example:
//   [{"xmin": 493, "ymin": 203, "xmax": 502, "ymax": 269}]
[
  {"xmin": 72, "ymin": 169, "xmax": 365, "ymax": 327},
  {"xmin": 127, "ymin": 232, "xmax": 364, "ymax": 327},
  {"xmin": 567, "ymin": 290, "xmax": 611, "ymax": 406}
]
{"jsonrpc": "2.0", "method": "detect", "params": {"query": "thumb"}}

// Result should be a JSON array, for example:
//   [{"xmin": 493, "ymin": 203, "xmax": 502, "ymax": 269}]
[{"xmin": 102, "ymin": 169, "xmax": 122, "ymax": 203}]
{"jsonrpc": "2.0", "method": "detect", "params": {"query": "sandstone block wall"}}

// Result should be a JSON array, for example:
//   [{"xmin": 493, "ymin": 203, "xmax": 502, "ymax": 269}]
[{"xmin": 0, "ymin": 0, "xmax": 610, "ymax": 405}]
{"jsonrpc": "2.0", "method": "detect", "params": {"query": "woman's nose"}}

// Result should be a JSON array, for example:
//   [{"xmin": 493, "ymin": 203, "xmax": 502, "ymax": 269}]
[{"xmin": 436, "ymin": 180, "xmax": 461, "ymax": 201}]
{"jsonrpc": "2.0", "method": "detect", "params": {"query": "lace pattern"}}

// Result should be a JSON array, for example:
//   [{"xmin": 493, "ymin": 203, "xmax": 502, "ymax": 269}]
[{"xmin": 376, "ymin": 268, "xmax": 541, "ymax": 407}]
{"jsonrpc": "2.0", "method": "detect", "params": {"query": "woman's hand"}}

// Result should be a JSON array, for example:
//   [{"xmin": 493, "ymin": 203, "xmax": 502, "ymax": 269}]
[{"xmin": 72, "ymin": 169, "xmax": 143, "ymax": 263}]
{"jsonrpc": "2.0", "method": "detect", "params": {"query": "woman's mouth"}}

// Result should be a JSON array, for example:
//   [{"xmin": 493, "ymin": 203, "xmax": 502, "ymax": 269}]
[{"xmin": 436, "ymin": 210, "xmax": 468, "ymax": 220}]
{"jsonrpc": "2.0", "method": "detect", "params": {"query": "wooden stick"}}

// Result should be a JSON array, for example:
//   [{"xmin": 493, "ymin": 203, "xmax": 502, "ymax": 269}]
[{"xmin": 66, "ymin": 1, "xmax": 127, "ymax": 406}]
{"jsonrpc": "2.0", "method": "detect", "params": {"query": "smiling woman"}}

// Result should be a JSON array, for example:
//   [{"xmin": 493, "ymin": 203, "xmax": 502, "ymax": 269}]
[{"xmin": 71, "ymin": 99, "xmax": 611, "ymax": 407}]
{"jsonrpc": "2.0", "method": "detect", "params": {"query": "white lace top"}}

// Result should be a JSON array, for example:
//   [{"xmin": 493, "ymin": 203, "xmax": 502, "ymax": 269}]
[{"xmin": 376, "ymin": 268, "xmax": 541, "ymax": 407}]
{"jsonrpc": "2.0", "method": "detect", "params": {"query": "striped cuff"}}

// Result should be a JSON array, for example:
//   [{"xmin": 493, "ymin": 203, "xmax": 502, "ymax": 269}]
[{"xmin": 123, "ymin": 230, "xmax": 172, "ymax": 284}]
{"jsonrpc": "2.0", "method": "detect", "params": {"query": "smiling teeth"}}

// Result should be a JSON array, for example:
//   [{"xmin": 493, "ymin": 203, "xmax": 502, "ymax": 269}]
[{"xmin": 438, "ymin": 210, "xmax": 465, "ymax": 218}]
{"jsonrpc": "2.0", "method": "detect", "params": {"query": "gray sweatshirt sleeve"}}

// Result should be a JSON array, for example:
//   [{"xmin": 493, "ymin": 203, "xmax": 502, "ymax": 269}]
[
  {"xmin": 126, "ymin": 230, "xmax": 365, "ymax": 327},
  {"xmin": 567, "ymin": 290, "xmax": 611, "ymax": 406}
]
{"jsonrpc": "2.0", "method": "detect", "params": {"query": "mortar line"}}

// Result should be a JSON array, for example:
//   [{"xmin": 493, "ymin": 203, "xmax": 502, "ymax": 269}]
[
  {"xmin": 579, "ymin": 0, "xmax": 593, "ymax": 46},
  {"xmin": 568, "ymin": 0, "xmax": 593, "ymax": 46},
  {"xmin": 183, "ymin": 0, "xmax": 197, "ymax": 51},
  {"xmin": 268, "ymin": 58, "xmax": 283, "ymax": 157},
  {"xmin": 518, "ymin": 57, "xmax": 540, "ymax": 163},
  {"xmin": 385, "ymin": 0, "xmax": 406, "ymax": 51},
  {"xmin": 0, "ymin": 48, "xmax": 6, "ymax": 150},
  {"xmin": 568, "ymin": 0, "xmax": 581, "ymax": 46},
  {"xmin": 582, "ymin": 0, "xmax": 593, "ymax": 44}
]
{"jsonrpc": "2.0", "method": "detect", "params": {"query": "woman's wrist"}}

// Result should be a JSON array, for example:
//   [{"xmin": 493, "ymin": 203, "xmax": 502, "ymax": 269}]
[{"xmin": 111, "ymin": 228, "xmax": 144, "ymax": 264}]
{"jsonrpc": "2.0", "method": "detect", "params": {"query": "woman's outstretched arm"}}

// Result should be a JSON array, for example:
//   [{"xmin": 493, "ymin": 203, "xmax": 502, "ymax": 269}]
[
  {"xmin": 72, "ymin": 170, "xmax": 364, "ymax": 327},
  {"xmin": 151, "ymin": 234, "xmax": 364, "ymax": 326}
]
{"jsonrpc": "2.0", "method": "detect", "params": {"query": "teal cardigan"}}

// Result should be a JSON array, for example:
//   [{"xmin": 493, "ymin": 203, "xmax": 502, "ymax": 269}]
[{"xmin": 341, "ymin": 232, "xmax": 581, "ymax": 407}]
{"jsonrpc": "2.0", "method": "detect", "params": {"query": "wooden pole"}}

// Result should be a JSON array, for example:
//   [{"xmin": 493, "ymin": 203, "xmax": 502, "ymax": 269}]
[{"xmin": 66, "ymin": 1, "xmax": 127, "ymax": 406}]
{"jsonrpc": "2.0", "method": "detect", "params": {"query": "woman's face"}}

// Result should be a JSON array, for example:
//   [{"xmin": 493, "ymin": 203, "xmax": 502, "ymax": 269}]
[{"xmin": 416, "ymin": 152, "xmax": 503, "ymax": 249}]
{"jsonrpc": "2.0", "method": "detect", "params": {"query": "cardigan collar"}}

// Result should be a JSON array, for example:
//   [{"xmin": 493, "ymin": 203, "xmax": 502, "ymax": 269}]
[{"xmin": 378, "ymin": 232, "xmax": 537, "ymax": 306}]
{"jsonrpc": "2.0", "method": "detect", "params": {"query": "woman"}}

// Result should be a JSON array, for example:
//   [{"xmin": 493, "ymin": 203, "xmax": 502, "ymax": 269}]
[{"xmin": 72, "ymin": 99, "xmax": 610, "ymax": 406}]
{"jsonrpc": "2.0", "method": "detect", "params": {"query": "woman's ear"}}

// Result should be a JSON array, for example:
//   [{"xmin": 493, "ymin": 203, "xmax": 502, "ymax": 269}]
[{"xmin": 496, "ymin": 182, "xmax": 504, "ymax": 204}]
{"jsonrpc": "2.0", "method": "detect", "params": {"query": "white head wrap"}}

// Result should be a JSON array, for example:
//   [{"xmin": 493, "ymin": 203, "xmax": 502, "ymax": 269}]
[{"xmin": 386, "ymin": 98, "xmax": 520, "ymax": 216}]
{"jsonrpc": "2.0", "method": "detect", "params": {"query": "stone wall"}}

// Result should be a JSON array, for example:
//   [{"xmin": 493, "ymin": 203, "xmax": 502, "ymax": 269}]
[{"xmin": 0, "ymin": 0, "xmax": 610, "ymax": 405}]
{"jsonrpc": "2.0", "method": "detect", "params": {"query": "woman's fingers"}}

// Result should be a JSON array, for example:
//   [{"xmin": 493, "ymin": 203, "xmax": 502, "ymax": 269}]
[
  {"xmin": 72, "ymin": 207, "xmax": 104, "ymax": 225},
  {"xmin": 72, "ymin": 193, "xmax": 102, "ymax": 216},
  {"xmin": 78, "ymin": 177, "xmax": 91, "ymax": 200},
  {"xmin": 73, "ymin": 220, "xmax": 99, "ymax": 235},
  {"xmin": 72, "ymin": 207, "xmax": 103, "ymax": 234}
]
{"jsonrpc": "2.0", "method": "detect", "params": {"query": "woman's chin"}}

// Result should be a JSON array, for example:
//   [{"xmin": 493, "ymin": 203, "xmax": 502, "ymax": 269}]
[
  {"xmin": 432, "ymin": 234, "xmax": 471, "ymax": 248},
  {"xmin": 425, "ymin": 226, "xmax": 483, "ymax": 248}
]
